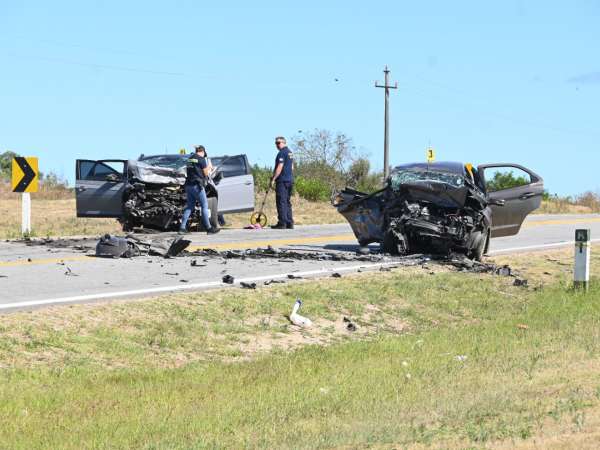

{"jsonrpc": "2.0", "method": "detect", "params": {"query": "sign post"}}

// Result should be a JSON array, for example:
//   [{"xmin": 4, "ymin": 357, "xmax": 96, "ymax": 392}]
[
  {"xmin": 11, "ymin": 157, "xmax": 39, "ymax": 236},
  {"xmin": 574, "ymin": 229, "xmax": 591, "ymax": 291}
]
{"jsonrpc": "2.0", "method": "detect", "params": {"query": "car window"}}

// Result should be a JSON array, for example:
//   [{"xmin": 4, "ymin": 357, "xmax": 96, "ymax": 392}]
[
  {"xmin": 80, "ymin": 161, "xmax": 125, "ymax": 181},
  {"xmin": 483, "ymin": 167, "xmax": 531, "ymax": 192},
  {"xmin": 211, "ymin": 155, "xmax": 247, "ymax": 178}
]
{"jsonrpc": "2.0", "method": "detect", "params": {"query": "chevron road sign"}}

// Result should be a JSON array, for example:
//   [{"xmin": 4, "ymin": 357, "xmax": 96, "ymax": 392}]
[
  {"xmin": 11, "ymin": 157, "xmax": 39, "ymax": 235},
  {"xmin": 12, "ymin": 157, "xmax": 38, "ymax": 193}
]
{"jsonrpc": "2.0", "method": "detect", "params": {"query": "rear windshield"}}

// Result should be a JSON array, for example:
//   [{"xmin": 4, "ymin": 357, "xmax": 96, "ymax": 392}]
[{"xmin": 390, "ymin": 169, "xmax": 464, "ymax": 190}]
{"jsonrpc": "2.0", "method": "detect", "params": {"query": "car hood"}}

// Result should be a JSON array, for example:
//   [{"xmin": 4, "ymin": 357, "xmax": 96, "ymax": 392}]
[
  {"xmin": 393, "ymin": 181, "xmax": 469, "ymax": 208},
  {"xmin": 128, "ymin": 159, "xmax": 186, "ymax": 185}
]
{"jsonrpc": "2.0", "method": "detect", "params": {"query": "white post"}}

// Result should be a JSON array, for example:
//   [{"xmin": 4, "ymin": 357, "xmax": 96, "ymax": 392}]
[
  {"xmin": 574, "ymin": 229, "xmax": 590, "ymax": 291},
  {"xmin": 21, "ymin": 192, "xmax": 31, "ymax": 235}
]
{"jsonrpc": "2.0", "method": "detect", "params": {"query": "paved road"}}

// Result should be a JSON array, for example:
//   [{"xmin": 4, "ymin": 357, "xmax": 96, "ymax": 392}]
[{"xmin": 1, "ymin": 214, "xmax": 599, "ymax": 311}]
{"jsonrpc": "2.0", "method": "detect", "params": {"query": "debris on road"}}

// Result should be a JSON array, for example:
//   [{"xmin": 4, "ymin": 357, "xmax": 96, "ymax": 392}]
[
  {"xmin": 331, "ymin": 272, "xmax": 342, "ymax": 278},
  {"xmin": 287, "ymin": 274, "xmax": 302, "ymax": 280},
  {"xmin": 264, "ymin": 279, "xmax": 285, "ymax": 286},
  {"xmin": 95, "ymin": 234, "xmax": 191, "ymax": 258},
  {"xmin": 240, "ymin": 282, "xmax": 257, "ymax": 289},
  {"xmin": 64, "ymin": 267, "xmax": 78, "ymax": 277},
  {"xmin": 222, "ymin": 275, "xmax": 235, "ymax": 284},
  {"xmin": 289, "ymin": 299, "xmax": 312, "ymax": 328}
]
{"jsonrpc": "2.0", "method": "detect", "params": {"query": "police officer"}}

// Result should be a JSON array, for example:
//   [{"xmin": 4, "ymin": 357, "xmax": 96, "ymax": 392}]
[
  {"xmin": 270, "ymin": 136, "xmax": 294, "ymax": 229},
  {"xmin": 179, "ymin": 145, "xmax": 220, "ymax": 235}
]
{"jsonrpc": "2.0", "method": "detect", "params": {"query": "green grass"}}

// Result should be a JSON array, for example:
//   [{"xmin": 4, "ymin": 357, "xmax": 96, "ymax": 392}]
[{"xmin": 1, "ymin": 251, "xmax": 600, "ymax": 448}]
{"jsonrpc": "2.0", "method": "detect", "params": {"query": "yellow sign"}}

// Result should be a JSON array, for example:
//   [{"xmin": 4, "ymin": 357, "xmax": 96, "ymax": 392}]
[
  {"xmin": 12, "ymin": 157, "xmax": 39, "ymax": 193},
  {"xmin": 426, "ymin": 148, "xmax": 435, "ymax": 163}
]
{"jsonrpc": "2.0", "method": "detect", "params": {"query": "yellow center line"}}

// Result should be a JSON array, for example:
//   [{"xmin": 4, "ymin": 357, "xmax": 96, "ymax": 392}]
[{"xmin": 0, "ymin": 255, "xmax": 91, "ymax": 268}]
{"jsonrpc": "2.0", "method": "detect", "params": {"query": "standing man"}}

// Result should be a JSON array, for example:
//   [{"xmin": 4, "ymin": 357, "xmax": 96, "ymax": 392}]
[
  {"xmin": 270, "ymin": 136, "xmax": 294, "ymax": 229},
  {"xmin": 179, "ymin": 145, "xmax": 220, "ymax": 235}
]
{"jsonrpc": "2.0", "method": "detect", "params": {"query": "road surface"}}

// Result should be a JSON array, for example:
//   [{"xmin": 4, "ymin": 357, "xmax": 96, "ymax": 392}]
[{"xmin": 0, "ymin": 214, "xmax": 599, "ymax": 311}]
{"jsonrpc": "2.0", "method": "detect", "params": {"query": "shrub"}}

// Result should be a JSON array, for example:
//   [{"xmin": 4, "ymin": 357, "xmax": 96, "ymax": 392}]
[
  {"xmin": 294, "ymin": 176, "xmax": 331, "ymax": 202},
  {"xmin": 251, "ymin": 164, "xmax": 272, "ymax": 193}
]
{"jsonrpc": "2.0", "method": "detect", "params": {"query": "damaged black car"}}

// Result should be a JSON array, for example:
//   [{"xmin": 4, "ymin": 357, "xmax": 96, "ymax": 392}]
[
  {"xmin": 75, "ymin": 154, "xmax": 255, "ymax": 231},
  {"xmin": 333, "ymin": 162, "xmax": 543, "ymax": 260}
]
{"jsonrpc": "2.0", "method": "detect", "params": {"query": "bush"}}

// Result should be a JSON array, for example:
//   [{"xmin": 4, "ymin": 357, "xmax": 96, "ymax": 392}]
[
  {"xmin": 294, "ymin": 176, "xmax": 331, "ymax": 202},
  {"xmin": 251, "ymin": 164, "xmax": 272, "ymax": 193}
]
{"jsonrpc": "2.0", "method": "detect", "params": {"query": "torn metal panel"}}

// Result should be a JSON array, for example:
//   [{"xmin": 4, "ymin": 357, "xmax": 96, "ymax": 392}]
[
  {"xmin": 127, "ymin": 159, "xmax": 186, "ymax": 185},
  {"xmin": 95, "ymin": 234, "xmax": 190, "ymax": 258}
]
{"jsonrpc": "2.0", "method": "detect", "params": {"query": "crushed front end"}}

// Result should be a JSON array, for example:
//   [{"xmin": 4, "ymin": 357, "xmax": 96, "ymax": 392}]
[{"xmin": 333, "ymin": 163, "xmax": 491, "ymax": 258}]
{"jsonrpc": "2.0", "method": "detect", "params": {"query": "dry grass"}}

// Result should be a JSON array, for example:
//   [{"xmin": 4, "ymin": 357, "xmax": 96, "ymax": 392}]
[
  {"xmin": 0, "ymin": 188, "xmax": 343, "ymax": 239},
  {"xmin": 535, "ymin": 199, "xmax": 594, "ymax": 214}
]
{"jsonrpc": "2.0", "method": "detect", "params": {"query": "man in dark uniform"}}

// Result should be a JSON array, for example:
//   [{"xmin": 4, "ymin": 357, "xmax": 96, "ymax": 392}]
[
  {"xmin": 179, "ymin": 145, "xmax": 220, "ymax": 235},
  {"xmin": 270, "ymin": 136, "xmax": 294, "ymax": 229}
]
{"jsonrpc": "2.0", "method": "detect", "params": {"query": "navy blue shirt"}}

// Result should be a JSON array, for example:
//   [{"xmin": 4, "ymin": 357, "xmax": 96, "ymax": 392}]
[
  {"xmin": 185, "ymin": 153, "xmax": 208, "ymax": 185},
  {"xmin": 275, "ymin": 147, "xmax": 294, "ymax": 183}
]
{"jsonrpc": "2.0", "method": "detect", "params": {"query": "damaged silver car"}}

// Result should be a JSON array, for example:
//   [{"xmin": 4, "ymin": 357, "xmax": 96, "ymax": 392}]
[
  {"xmin": 75, "ymin": 154, "xmax": 254, "ymax": 231},
  {"xmin": 333, "ymin": 162, "xmax": 543, "ymax": 260}
]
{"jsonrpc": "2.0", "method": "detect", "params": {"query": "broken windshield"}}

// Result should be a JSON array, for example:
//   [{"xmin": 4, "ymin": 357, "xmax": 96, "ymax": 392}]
[
  {"xmin": 390, "ymin": 169, "xmax": 464, "ymax": 190},
  {"xmin": 139, "ymin": 155, "xmax": 187, "ymax": 169}
]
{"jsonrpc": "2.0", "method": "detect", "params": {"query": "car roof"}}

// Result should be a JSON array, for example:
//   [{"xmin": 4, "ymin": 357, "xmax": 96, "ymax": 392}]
[{"xmin": 391, "ymin": 161, "xmax": 467, "ymax": 176}]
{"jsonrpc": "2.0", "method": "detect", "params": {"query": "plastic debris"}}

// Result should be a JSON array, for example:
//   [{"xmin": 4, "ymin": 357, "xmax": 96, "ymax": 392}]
[
  {"xmin": 240, "ymin": 282, "xmax": 257, "ymax": 289},
  {"xmin": 289, "ymin": 299, "xmax": 312, "ymax": 328},
  {"xmin": 222, "ymin": 274, "xmax": 235, "ymax": 284}
]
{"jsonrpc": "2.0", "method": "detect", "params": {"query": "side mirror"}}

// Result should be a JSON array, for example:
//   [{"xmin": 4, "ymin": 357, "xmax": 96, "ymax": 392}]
[{"xmin": 489, "ymin": 198, "xmax": 505, "ymax": 206}]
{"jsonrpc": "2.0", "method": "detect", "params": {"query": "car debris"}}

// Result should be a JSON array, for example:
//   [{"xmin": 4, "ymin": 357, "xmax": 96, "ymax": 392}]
[
  {"xmin": 289, "ymin": 299, "xmax": 312, "ymax": 328},
  {"xmin": 240, "ymin": 282, "xmax": 257, "ymax": 289},
  {"xmin": 331, "ymin": 272, "xmax": 342, "ymax": 278},
  {"xmin": 264, "ymin": 279, "xmax": 285, "ymax": 286},
  {"xmin": 343, "ymin": 316, "xmax": 357, "ymax": 332},
  {"xmin": 222, "ymin": 275, "xmax": 235, "ymax": 284},
  {"xmin": 513, "ymin": 278, "xmax": 528, "ymax": 287},
  {"xmin": 95, "ymin": 234, "xmax": 190, "ymax": 258},
  {"xmin": 64, "ymin": 267, "xmax": 78, "ymax": 277},
  {"xmin": 287, "ymin": 274, "xmax": 302, "ymax": 279},
  {"xmin": 333, "ymin": 161, "xmax": 543, "ymax": 261}
]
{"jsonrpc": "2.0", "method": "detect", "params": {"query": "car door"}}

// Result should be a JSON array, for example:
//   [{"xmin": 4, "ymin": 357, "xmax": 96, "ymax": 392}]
[
  {"xmin": 211, "ymin": 155, "xmax": 255, "ymax": 213},
  {"xmin": 477, "ymin": 163, "xmax": 544, "ymax": 237},
  {"xmin": 75, "ymin": 159, "xmax": 128, "ymax": 217}
]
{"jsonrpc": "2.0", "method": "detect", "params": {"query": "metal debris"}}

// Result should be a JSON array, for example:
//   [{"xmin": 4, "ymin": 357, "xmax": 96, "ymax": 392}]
[
  {"xmin": 222, "ymin": 275, "xmax": 235, "ymax": 284},
  {"xmin": 240, "ymin": 282, "xmax": 257, "ymax": 289},
  {"xmin": 95, "ymin": 234, "xmax": 191, "ymax": 258},
  {"xmin": 513, "ymin": 278, "xmax": 528, "ymax": 287},
  {"xmin": 264, "ymin": 279, "xmax": 285, "ymax": 286}
]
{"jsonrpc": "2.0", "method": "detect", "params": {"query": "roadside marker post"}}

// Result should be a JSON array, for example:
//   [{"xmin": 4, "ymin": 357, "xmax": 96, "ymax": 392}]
[
  {"xmin": 11, "ymin": 156, "xmax": 39, "ymax": 236},
  {"xmin": 574, "ymin": 229, "xmax": 590, "ymax": 291}
]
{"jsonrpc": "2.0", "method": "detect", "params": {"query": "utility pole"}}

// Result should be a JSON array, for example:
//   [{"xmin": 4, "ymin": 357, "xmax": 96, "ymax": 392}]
[{"xmin": 375, "ymin": 66, "xmax": 398, "ymax": 180}]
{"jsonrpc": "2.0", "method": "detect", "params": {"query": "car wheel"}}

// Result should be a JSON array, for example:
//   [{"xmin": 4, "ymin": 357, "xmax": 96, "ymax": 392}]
[
  {"xmin": 382, "ymin": 229, "xmax": 409, "ymax": 255},
  {"xmin": 207, "ymin": 197, "xmax": 219, "ymax": 230},
  {"xmin": 469, "ymin": 230, "xmax": 488, "ymax": 261}
]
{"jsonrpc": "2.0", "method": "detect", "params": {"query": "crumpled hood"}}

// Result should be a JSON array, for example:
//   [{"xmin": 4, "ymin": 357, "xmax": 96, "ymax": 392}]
[
  {"xmin": 395, "ymin": 181, "xmax": 468, "ymax": 208},
  {"xmin": 128, "ymin": 159, "xmax": 186, "ymax": 185}
]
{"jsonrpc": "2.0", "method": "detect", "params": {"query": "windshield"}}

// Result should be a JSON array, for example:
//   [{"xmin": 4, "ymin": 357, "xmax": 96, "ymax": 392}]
[
  {"xmin": 139, "ymin": 155, "xmax": 187, "ymax": 169},
  {"xmin": 390, "ymin": 169, "xmax": 464, "ymax": 190}
]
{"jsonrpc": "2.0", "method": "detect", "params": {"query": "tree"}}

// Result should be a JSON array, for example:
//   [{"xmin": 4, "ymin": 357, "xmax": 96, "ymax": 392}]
[
  {"xmin": 0, "ymin": 151, "xmax": 19, "ymax": 181},
  {"xmin": 291, "ymin": 129, "xmax": 358, "ymax": 192}
]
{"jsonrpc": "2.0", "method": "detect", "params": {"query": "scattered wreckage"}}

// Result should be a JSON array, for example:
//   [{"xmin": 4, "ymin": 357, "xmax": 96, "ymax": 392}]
[
  {"xmin": 95, "ymin": 234, "xmax": 191, "ymax": 258},
  {"xmin": 333, "ymin": 162, "xmax": 543, "ymax": 260},
  {"xmin": 75, "ymin": 154, "xmax": 255, "ymax": 232}
]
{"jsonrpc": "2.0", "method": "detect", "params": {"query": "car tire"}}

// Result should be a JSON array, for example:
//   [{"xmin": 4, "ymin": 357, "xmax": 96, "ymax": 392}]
[
  {"xmin": 382, "ymin": 229, "xmax": 409, "ymax": 255},
  {"xmin": 207, "ymin": 196, "xmax": 219, "ymax": 230},
  {"xmin": 469, "ymin": 230, "xmax": 488, "ymax": 262}
]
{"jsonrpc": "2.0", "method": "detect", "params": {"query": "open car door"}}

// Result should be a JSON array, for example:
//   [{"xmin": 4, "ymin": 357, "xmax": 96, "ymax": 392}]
[
  {"xmin": 477, "ymin": 163, "xmax": 544, "ymax": 237},
  {"xmin": 75, "ymin": 160, "xmax": 128, "ymax": 217},
  {"xmin": 211, "ymin": 155, "xmax": 254, "ymax": 213}
]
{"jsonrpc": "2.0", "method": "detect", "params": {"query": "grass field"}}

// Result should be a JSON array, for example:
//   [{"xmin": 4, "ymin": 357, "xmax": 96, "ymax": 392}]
[
  {"xmin": 0, "ymin": 191, "xmax": 344, "ymax": 239},
  {"xmin": 1, "ymin": 248, "xmax": 599, "ymax": 448}
]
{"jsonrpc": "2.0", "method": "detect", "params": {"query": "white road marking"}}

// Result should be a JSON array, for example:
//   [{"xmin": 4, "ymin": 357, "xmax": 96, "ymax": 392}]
[
  {"xmin": 488, "ymin": 238, "xmax": 600, "ymax": 255},
  {"xmin": 0, "ymin": 261, "xmax": 401, "ymax": 311}
]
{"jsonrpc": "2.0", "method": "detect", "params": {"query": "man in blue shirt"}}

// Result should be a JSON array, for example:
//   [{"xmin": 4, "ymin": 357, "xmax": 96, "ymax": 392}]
[
  {"xmin": 270, "ymin": 136, "xmax": 294, "ymax": 229},
  {"xmin": 179, "ymin": 145, "xmax": 220, "ymax": 235}
]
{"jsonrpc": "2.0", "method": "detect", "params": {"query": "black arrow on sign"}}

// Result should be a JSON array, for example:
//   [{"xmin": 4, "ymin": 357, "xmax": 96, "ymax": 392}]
[{"xmin": 13, "ymin": 157, "xmax": 36, "ymax": 193}]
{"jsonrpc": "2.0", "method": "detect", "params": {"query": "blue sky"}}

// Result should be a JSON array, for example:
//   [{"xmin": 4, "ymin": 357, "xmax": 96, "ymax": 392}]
[{"xmin": 1, "ymin": 0, "xmax": 598, "ymax": 195}]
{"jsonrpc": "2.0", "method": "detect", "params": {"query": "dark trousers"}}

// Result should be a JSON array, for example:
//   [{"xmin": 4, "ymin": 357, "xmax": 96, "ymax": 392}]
[{"xmin": 275, "ymin": 181, "xmax": 293, "ymax": 225}]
